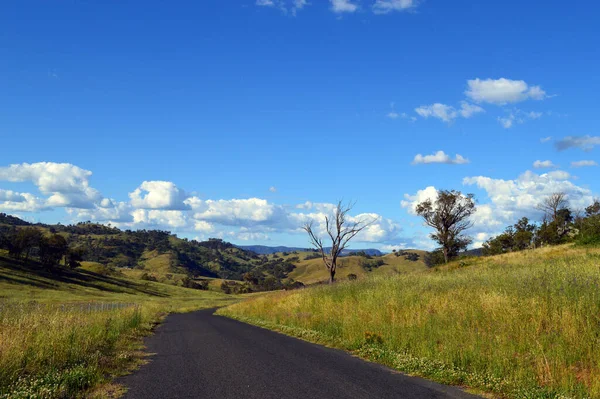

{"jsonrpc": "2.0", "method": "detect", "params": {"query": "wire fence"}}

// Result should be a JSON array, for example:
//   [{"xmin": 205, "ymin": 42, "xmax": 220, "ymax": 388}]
[{"xmin": 0, "ymin": 301, "xmax": 139, "ymax": 315}]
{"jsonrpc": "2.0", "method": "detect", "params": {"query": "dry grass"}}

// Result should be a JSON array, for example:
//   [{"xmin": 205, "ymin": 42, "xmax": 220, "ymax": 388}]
[
  {"xmin": 0, "ymin": 253, "xmax": 242, "ymax": 398},
  {"xmin": 219, "ymin": 245, "xmax": 600, "ymax": 398}
]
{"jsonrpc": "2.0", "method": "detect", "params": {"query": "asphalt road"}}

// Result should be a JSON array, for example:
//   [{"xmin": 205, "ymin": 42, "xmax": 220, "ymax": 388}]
[{"xmin": 119, "ymin": 308, "xmax": 479, "ymax": 399}]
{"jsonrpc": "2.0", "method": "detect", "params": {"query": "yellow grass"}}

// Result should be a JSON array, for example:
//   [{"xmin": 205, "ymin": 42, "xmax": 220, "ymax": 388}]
[
  {"xmin": 219, "ymin": 245, "xmax": 600, "ymax": 398},
  {"xmin": 0, "ymin": 253, "xmax": 243, "ymax": 398}
]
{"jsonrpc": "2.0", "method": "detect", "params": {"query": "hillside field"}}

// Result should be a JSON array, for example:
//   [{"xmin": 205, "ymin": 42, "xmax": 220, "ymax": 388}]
[
  {"xmin": 219, "ymin": 244, "xmax": 600, "ymax": 399},
  {"xmin": 286, "ymin": 250, "xmax": 427, "ymax": 285},
  {"xmin": 0, "ymin": 251, "xmax": 243, "ymax": 398}
]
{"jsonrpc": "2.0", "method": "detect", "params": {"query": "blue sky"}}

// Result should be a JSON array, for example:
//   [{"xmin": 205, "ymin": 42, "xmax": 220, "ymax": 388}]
[{"xmin": 1, "ymin": 0, "xmax": 599, "ymax": 250}]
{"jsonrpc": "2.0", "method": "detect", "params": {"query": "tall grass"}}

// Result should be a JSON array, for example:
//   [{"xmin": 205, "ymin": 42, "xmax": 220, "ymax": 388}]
[
  {"xmin": 0, "ymin": 252, "xmax": 243, "ymax": 399},
  {"xmin": 219, "ymin": 245, "xmax": 600, "ymax": 398}
]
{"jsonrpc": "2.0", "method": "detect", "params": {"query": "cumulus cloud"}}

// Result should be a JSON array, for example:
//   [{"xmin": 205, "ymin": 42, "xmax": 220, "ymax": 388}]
[
  {"xmin": 330, "ymin": 0, "xmax": 358, "ymax": 13},
  {"xmin": 373, "ymin": 0, "xmax": 418, "ymax": 14},
  {"xmin": 401, "ymin": 186, "xmax": 438, "ymax": 215},
  {"xmin": 555, "ymin": 135, "xmax": 600, "ymax": 151},
  {"xmin": 465, "ymin": 78, "xmax": 547, "ymax": 105},
  {"xmin": 0, "ymin": 193, "xmax": 47, "ymax": 213},
  {"xmin": 129, "ymin": 181, "xmax": 189, "ymax": 210},
  {"xmin": 415, "ymin": 102, "xmax": 483, "ymax": 123},
  {"xmin": 412, "ymin": 151, "xmax": 470, "ymax": 165},
  {"xmin": 0, "ymin": 162, "xmax": 101, "ymax": 209},
  {"xmin": 571, "ymin": 160, "xmax": 598, "ymax": 168},
  {"xmin": 463, "ymin": 170, "xmax": 593, "ymax": 229},
  {"xmin": 0, "ymin": 189, "xmax": 26, "ymax": 202},
  {"xmin": 533, "ymin": 160, "xmax": 557, "ymax": 169},
  {"xmin": 0, "ymin": 162, "xmax": 407, "ymax": 247}
]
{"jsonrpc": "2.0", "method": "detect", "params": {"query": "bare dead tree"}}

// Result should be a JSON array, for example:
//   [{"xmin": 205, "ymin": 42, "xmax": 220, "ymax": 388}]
[
  {"xmin": 415, "ymin": 190, "xmax": 476, "ymax": 264},
  {"xmin": 303, "ymin": 201, "xmax": 374, "ymax": 284},
  {"xmin": 537, "ymin": 192, "xmax": 568, "ymax": 223}
]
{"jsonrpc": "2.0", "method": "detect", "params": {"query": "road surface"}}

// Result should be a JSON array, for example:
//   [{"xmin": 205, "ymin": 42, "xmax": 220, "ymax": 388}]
[{"xmin": 119, "ymin": 308, "xmax": 478, "ymax": 398}]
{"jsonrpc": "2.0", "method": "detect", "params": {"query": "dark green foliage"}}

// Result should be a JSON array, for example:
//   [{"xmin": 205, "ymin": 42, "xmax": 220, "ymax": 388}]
[
  {"xmin": 424, "ymin": 250, "xmax": 446, "ymax": 268},
  {"xmin": 140, "ymin": 272, "xmax": 158, "ymax": 282},
  {"xmin": 66, "ymin": 246, "xmax": 86, "ymax": 269},
  {"xmin": 39, "ymin": 234, "xmax": 68, "ymax": 267},
  {"xmin": 415, "ymin": 190, "xmax": 476, "ymax": 264},
  {"xmin": 483, "ymin": 217, "xmax": 537, "ymax": 256},
  {"xmin": 352, "ymin": 251, "xmax": 372, "ymax": 259},
  {"xmin": 360, "ymin": 258, "xmax": 385, "ymax": 271},
  {"xmin": 395, "ymin": 250, "xmax": 420, "ymax": 261},
  {"xmin": 8, "ymin": 227, "xmax": 43, "ymax": 261},
  {"xmin": 347, "ymin": 273, "xmax": 358, "ymax": 281},
  {"xmin": 182, "ymin": 277, "xmax": 208, "ymax": 290},
  {"xmin": 304, "ymin": 252, "xmax": 322, "ymax": 260}
]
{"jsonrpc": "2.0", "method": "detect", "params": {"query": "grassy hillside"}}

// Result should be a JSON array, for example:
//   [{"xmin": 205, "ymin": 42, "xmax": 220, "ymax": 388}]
[
  {"xmin": 219, "ymin": 245, "xmax": 600, "ymax": 398},
  {"xmin": 286, "ymin": 250, "xmax": 427, "ymax": 285},
  {"xmin": 0, "ymin": 251, "xmax": 242, "ymax": 398}
]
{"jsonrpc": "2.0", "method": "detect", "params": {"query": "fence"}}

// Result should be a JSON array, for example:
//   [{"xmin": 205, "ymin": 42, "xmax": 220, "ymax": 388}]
[{"xmin": 0, "ymin": 301, "xmax": 139, "ymax": 316}]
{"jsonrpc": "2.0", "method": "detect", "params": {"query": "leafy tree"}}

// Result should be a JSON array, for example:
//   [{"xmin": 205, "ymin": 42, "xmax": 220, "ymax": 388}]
[
  {"xmin": 9, "ymin": 227, "xmax": 43, "ymax": 261},
  {"xmin": 39, "ymin": 234, "xmax": 68, "ymax": 267},
  {"xmin": 424, "ymin": 249, "xmax": 446, "ymax": 268},
  {"xmin": 66, "ymin": 246, "xmax": 86, "ymax": 269},
  {"xmin": 415, "ymin": 190, "xmax": 476, "ymax": 263}
]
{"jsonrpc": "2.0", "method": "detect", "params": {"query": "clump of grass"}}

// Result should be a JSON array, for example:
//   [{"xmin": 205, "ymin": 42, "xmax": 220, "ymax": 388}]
[
  {"xmin": 0, "ymin": 302, "xmax": 152, "ymax": 398},
  {"xmin": 219, "ymin": 245, "xmax": 600, "ymax": 398}
]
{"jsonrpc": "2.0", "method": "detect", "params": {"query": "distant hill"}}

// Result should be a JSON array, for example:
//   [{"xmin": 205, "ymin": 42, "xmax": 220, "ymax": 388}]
[
  {"xmin": 237, "ymin": 245, "xmax": 312, "ymax": 255},
  {"xmin": 0, "ymin": 215, "xmax": 282, "ymax": 283},
  {"xmin": 238, "ymin": 245, "xmax": 383, "ymax": 257}
]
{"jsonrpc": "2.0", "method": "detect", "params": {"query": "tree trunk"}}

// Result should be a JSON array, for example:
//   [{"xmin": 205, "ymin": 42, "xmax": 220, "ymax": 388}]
[
  {"xmin": 329, "ymin": 270, "xmax": 336, "ymax": 284},
  {"xmin": 443, "ymin": 247, "xmax": 449, "ymax": 264}
]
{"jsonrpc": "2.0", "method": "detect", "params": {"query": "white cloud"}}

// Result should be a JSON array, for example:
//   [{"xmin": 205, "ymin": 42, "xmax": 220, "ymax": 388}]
[
  {"xmin": 415, "ymin": 102, "xmax": 483, "ymax": 123},
  {"xmin": 0, "ymin": 192, "xmax": 47, "ymax": 213},
  {"xmin": 256, "ymin": 0, "xmax": 308, "ymax": 15},
  {"xmin": 0, "ymin": 189, "xmax": 26, "ymax": 202},
  {"xmin": 497, "ymin": 114, "xmax": 515, "ymax": 129},
  {"xmin": 129, "ymin": 181, "xmax": 189, "ymax": 210},
  {"xmin": 0, "ymin": 162, "xmax": 101, "ymax": 209},
  {"xmin": 132, "ymin": 209, "xmax": 188, "ymax": 229},
  {"xmin": 555, "ymin": 135, "xmax": 600, "ymax": 151},
  {"xmin": 401, "ymin": 186, "xmax": 438, "ymax": 215},
  {"xmin": 269, "ymin": 186, "xmax": 277, "ymax": 193},
  {"xmin": 415, "ymin": 103, "xmax": 456, "ymax": 122},
  {"xmin": 571, "ymin": 160, "xmax": 598, "ymax": 168},
  {"xmin": 533, "ymin": 160, "xmax": 556, "ymax": 169},
  {"xmin": 540, "ymin": 136, "xmax": 553, "ymax": 143},
  {"xmin": 465, "ymin": 78, "xmax": 547, "ymax": 105},
  {"xmin": 412, "ymin": 151, "xmax": 470, "ymax": 165},
  {"xmin": 373, "ymin": 0, "xmax": 418, "ymax": 14},
  {"xmin": 463, "ymin": 170, "xmax": 593, "ymax": 226},
  {"xmin": 459, "ymin": 101, "xmax": 485, "ymax": 118},
  {"xmin": 387, "ymin": 111, "xmax": 400, "ymax": 119},
  {"xmin": 527, "ymin": 111, "xmax": 543, "ymax": 119},
  {"xmin": 0, "ymin": 162, "xmax": 407, "ymax": 246},
  {"xmin": 189, "ymin": 198, "xmax": 287, "ymax": 227},
  {"xmin": 330, "ymin": 0, "xmax": 358, "ymax": 13}
]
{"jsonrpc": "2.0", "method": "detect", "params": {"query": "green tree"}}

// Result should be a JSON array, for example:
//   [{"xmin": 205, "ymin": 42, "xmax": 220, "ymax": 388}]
[
  {"xmin": 39, "ymin": 234, "xmax": 68, "ymax": 267},
  {"xmin": 9, "ymin": 227, "xmax": 43, "ymax": 261},
  {"xmin": 415, "ymin": 190, "xmax": 476, "ymax": 263}
]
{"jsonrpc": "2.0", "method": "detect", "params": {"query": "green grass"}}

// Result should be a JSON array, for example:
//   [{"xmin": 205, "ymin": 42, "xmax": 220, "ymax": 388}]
[
  {"xmin": 219, "ymin": 245, "xmax": 600, "ymax": 398},
  {"xmin": 0, "ymin": 252, "xmax": 243, "ymax": 398},
  {"xmin": 286, "ymin": 251, "xmax": 427, "ymax": 285}
]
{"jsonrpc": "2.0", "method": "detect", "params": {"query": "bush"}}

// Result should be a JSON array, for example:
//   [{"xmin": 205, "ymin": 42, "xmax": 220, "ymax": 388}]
[
  {"xmin": 347, "ymin": 273, "xmax": 358, "ymax": 281},
  {"xmin": 140, "ymin": 272, "xmax": 157, "ymax": 282}
]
